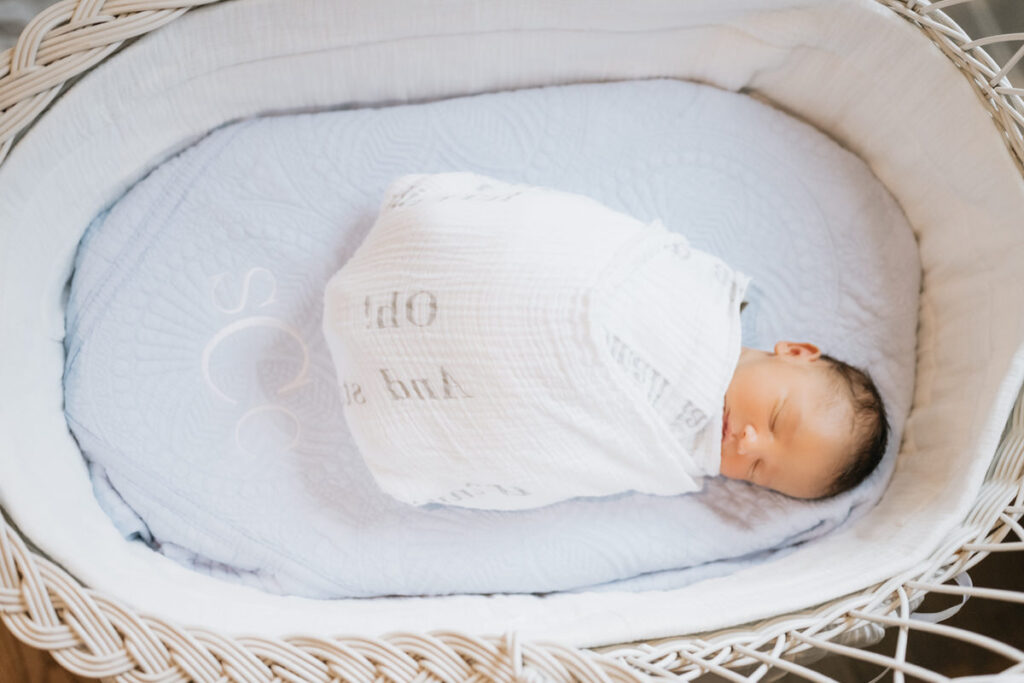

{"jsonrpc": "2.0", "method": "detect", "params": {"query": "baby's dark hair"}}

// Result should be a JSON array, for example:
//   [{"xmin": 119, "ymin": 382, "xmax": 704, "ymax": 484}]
[{"xmin": 817, "ymin": 354, "xmax": 890, "ymax": 498}]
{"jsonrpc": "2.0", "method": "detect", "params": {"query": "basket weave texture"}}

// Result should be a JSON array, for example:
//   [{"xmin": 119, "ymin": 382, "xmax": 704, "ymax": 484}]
[{"xmin": 2, "ymin": 0, "xmax": 1024, "ymax": 680}]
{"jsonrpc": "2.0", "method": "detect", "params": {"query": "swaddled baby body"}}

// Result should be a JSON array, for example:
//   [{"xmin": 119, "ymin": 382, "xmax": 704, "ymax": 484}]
[{"xmin": 322, "ymin": 173, "xmax": 889, "ymax": 510}]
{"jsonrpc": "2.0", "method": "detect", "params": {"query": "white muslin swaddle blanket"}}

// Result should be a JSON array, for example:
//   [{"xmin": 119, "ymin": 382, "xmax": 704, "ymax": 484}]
[{"xmin": 322, "ymin": 173, "xmax": 749, "ymax": 509}]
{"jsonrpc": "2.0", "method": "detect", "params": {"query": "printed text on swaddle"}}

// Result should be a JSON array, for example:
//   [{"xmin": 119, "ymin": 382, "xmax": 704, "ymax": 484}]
[
  {"xmin": 604, "ymin": 319, "xmax": 709, "ymax": 447},
  {"xmin": 385, "ymin": 179, "xmax": 529, "ymax": 210},
  {"xmin": 425, "ymin": 482, "xmax": 529, "ymax": 506},
  {"xmin": 364, "ymin": 290, "xmax": 437, "ymax": 329},
  {"xmin": 340, "ymin": 288, "xmax": 473, "ymax": 406},
  {"xmin": 379, "ymin": 367, "xmax": 472, "ymax": 401}
]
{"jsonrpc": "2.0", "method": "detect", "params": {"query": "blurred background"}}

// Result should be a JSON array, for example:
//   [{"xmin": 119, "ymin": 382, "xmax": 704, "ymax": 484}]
[
  {"xmin": 1, "ymin": 0, "xmax": 49, "ymax": 46},
  {"xmin": 1, "ymin": 0, "xmax": 1023, "ymax": 680}
]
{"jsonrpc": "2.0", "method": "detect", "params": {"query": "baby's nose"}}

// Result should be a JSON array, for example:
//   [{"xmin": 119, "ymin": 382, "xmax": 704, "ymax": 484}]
[{"xmin": 736, "ymin": 424, "xmax": 758, "ymax": 455}]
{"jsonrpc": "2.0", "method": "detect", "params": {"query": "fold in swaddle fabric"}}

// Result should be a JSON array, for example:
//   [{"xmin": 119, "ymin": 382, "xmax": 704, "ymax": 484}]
[
  {"xmin": 322, "ymin": 173, "xmax": 748, "ymax": 510},
  {"xmin": 599, "ymin": 234, "xmax": 749, "ymax": 479}
]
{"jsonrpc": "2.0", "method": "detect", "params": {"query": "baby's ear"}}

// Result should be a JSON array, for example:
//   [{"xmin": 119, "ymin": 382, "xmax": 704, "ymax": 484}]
[{"xmin": 774, "ymin": 341, "xmax": 821, "ymax": 361}]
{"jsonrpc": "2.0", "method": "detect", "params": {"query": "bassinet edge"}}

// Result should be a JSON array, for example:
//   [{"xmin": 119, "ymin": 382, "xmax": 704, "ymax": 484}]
[{"xmin": 2, "ymin": 0, "xmax": 1024, "ymax": 680}]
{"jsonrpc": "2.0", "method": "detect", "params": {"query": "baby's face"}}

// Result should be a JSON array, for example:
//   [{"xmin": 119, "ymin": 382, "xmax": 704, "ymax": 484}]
[{"xmin": 719, "ymin": 341, "xmax": 854, "ymax": 499}]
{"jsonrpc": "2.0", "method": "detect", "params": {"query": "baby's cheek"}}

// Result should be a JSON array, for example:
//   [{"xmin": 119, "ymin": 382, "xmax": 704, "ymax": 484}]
[{"xmin": 718, "ymin": 449, "xmax": 745, "ymax": 480}]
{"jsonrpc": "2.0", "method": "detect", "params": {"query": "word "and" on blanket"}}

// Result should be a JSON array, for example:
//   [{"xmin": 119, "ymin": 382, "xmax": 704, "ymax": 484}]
[{"xmin": 339, "ymin": 288, "xmax": 473, "ymax": 407}]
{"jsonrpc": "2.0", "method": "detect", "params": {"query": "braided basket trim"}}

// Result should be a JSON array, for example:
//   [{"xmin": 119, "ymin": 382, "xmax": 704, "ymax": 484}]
[{"xmin": 1, "ymin": 0, "xmax": 1023, "ymax": 679}]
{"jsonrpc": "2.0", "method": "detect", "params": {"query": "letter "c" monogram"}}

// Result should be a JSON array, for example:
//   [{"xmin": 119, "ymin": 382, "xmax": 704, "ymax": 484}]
[
  {"xmin": 203, "ymin": 268, "xmax": 310, "ymax": 456},
  {"xmin": 201, "ymin": 316, "xmax": 310, "ymax": 405}
]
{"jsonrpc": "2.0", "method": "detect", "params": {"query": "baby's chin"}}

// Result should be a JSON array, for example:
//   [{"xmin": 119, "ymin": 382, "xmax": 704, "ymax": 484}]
[
  {"xmin": 718, "ymin": 439, "xmax": 753, "ymax": 483},
  {"xmin": 717, "ymin": 445, "xmax": 740, "ymax": 480},
  {"xmin": 718, "ymin": 458, "xmax": 744, "ymax": 482}
]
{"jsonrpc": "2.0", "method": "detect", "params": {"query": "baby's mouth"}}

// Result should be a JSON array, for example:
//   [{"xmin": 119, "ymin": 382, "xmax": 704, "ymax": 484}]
[{"xmin": 722, "ymin": 407, "xmax": 729, "ymax": 444}]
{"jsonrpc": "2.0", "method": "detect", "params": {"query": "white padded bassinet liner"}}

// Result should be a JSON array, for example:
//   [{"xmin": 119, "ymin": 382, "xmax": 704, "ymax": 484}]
[
  {"xmin": 62, "ymin": 79, "xmax": 917, "ymax": 598},
  {"xmin": 2, "ymin": 0, "xmax": 1024, "ymax": 647}
]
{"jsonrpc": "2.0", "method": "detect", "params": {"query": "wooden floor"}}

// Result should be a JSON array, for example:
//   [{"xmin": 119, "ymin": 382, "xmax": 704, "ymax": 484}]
[
  {"xmin": 792, "ymin": 545, "xmax": 1024, "ymax": 680},
  {"xmin": 0, "ymin": 620, "xmax": 89, "ymax": 683}
]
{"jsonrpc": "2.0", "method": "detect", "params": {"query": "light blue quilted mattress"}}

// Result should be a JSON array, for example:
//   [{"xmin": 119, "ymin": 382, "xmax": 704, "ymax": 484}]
[{"xmin": 62, "ymin": 79, "xmax": 919, "ymax": 598}]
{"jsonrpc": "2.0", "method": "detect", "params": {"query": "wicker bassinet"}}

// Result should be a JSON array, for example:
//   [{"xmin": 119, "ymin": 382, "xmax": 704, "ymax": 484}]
[{"xmin": 2, "ymin": 0, "xmax": 1024, "ymax": 680}]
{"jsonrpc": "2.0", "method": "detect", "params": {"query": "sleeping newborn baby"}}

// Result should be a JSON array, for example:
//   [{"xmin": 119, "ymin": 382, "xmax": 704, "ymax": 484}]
[{"xmin": 322, "ymin": 173, "xmax": 889, "ymax": 510}]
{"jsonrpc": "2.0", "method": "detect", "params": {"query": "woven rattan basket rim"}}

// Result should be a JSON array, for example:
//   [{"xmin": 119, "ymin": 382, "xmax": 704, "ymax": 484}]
[{"xmin": 2, "ymin": 0, "xmax": 1023, "ymax": 680}]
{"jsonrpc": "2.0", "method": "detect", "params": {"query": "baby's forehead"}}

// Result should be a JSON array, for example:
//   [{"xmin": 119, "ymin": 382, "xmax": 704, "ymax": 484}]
[
  {"xmin": 785, "ymin": 363, "xmax": 851, "ymax": 418},
  {"xmin": 804, "ymin": 360, "xmax": 846, "ymax": 394},
  {"xmin": 804, "ymin": 368, "xmax": 859, "ymax": 435}
]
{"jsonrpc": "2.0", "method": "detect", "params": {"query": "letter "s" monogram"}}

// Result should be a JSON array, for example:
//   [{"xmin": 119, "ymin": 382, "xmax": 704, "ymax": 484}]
[{"xmin": 203, "ymin": 268, "xmax": 309, "ymax": 456}]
